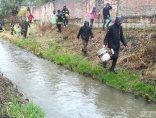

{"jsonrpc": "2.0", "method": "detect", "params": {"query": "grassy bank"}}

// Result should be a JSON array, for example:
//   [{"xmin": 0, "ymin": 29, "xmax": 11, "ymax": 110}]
[
  {"xmin": 0, "ymin": 75, "xmax": 44, "ymax": 118},
  {"xmin": 0, "ymin": 24, "xmax": 156, "ymax": 103}
]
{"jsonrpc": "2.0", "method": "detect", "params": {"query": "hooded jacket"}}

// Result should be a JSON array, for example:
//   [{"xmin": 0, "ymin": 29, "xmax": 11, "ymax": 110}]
[
  {"xmin": 104, "ymin": 17, "xmax": 127, "ymax": 50},
  {"xmin": 103, "ymin": 3, "xmax": 112, "ymax": 18},
  {"xmin": 77, "ymin": 21, "xmax": 94, "ymax": 41}
]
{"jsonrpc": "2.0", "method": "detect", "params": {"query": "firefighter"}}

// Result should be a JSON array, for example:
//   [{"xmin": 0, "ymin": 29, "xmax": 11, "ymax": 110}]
[
  {"xmin": 56, "ymin": 10, "xmax": 63, "ymax": 33},
  {"xmin": 62, "ymin": 6, "xmax": 69, "ymax": 28}
]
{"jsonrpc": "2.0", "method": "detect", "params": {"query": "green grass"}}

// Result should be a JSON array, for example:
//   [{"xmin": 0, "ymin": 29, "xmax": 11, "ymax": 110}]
[
  {"xmin": 0, "ymin": 88, "xmax": 45, "ymax": 118},
  {"xmin": 2, "ymin": 102, "xmax": 44, "ymax": 118}
]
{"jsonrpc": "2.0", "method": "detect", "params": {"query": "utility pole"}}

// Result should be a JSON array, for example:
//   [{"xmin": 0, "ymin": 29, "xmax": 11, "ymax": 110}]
[{"xmin": 116, "ymin": 0, "xmax": 120, "ymax": 16}]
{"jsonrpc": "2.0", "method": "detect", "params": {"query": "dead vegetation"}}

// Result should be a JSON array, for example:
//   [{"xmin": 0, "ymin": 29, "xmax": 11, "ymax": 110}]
[
  {"xmin": 2, "ymin": 21, "xmax": 156, "ymax": 81},
  {"xmin": 31, "ymin": 23, "xmax": 156, "ymax": 81}
]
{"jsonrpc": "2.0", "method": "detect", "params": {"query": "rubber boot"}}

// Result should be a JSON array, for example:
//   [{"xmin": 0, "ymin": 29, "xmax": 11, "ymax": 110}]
[
  {"xmin": 82, "ymin": 49, "xmax": 84, "ymax": 52},
  {"xmin": 84, "ymin": 51, "xmax": 87, "ymax": 56},
  {"xmin": 102, "ymin": 62, "xmax": 107, "ymax": 68},
  {"xmin": 109, "ymin": 67, "xmax": 117, "ymax": 74}
]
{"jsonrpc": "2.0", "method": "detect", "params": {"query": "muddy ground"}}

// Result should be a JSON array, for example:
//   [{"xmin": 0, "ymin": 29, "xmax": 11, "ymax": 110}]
[{"xmin": 0, "ymin": 72, "xmax": 26, "ymax": 115}]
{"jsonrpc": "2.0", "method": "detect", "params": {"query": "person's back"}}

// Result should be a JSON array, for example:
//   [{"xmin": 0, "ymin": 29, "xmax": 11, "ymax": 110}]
[
  {"xmin": 57, "ymin": 11, "xmax": 63, "ymax": 23},
  {"xmin": 22, "ymin": 20, "xmax": 30, "ymax": 30},
  {"xmin": 56, "ymin": 10, "xmax": 63, "ymax": 33},
  {"xmin": 28, "ymin": 14, "xmax": 34, "ymax": 23},
  {"xmin": 22, "ymin": 20, "xmax": 30, "ymax": 38}
]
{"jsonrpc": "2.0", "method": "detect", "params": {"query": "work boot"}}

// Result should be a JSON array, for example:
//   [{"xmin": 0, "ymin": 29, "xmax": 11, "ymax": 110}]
[
  {"xmin": 106, "ymin": 24, "xmax": 109, "ymax": 28},
  {"xmin": 82, "ymin": 49, "xmax": 84, "ymax": 52},
  {"xmin": 84, "ymin": 51, "xmax": 87, "ymax": 56},
  {"xmin": 109, "ymin": 68, "xmax": 117, "ymax": 74},
  {"xmin": 102, "ymin": 62, "xmax": 107, "ymax": 68}
]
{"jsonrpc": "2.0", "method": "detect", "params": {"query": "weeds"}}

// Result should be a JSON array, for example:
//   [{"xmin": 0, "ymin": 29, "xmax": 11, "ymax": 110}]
[
  {"xmin": 1, "ymin": 102, "xmax": 44, "ymax": 118},
  {"xmin": 0, "ymin": 78, "xmax": 45, "ymax": 118}
]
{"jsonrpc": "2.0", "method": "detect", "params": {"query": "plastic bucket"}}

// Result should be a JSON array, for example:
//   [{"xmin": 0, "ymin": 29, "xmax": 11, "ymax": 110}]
[{"xmin": 97, "ymin": 48, "xmax": 110, "ymax": 62}]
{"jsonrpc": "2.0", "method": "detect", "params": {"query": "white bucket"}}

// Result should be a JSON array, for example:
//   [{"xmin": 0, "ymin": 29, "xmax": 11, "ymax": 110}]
[{"xmin": 97, "ymin": 48, "xmax": 110, "ymax": 62}]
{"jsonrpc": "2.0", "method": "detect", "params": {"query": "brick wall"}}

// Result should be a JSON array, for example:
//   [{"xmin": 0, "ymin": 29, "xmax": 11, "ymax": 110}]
[
  {"xmin": 118, "ymin": 0, "xmax": 156, "ymax": 16},
  {"xmin": 29, "ymin": 0, "xmax": 156, "ymax": 23},
  {"xmin": 54, "ymin": 0, "xmax": 83, "ymax": 19}
]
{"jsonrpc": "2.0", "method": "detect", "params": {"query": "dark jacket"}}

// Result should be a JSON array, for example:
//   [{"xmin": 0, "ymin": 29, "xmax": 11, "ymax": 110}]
[
  {"xmin": 103, "ymin": 5, "xmax": 112, "ymax": 18},
  {"xmin": 62, "ymin": 8, "xmax": 69, "ymax": 19},
  {"xmin": 77, "ymin": 24, "xmax": 94, "ymax": 41},
  {"xmin": 0, "ymin": 24, "xmax": 3, "ymax": 30},
  {"xmin": 104, "ymin": 23, "xmax": 127, "ymax": 50},
  {"xmin": 21, "ymin": 20, "xmax": 30, "ymax": 31},
  {"xmin": 57, "ymin": 12, "xmax": 63, "ymax": 24}
]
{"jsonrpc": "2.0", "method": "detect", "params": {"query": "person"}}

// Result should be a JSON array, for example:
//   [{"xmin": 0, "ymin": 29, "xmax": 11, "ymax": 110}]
[
  {"xmin": 56, "ymin": 10, "xmax": 63, "ymax": 33},
  {"xmin": 10, "ymin": 21, "xmax": 14, "ymax": 35},
  {"xmin": 28, "ymin": 14, "xmax": 34, "ymax": 23},
  {"xmin": 62, "ymin": 6, "xmax": 69, "ymax": 28},
  {"xmin": 0, "ymin": 23, "xmax": 4, "ymax": 32},
  {"xmin": 102, "ymin": 3, "xmax": 112, "ymax": 30},
  {"xmin": 21, "ymin": 20, "xmax": 30, "ymax": 38},
  {"xmin": 77, "ymin": 20, "xmax": 94, "ymax": 56},
  {"xmin": 51, "ymin": 10, "xmax": 57, "ymax": 25},
  {"xmin": 15, "ymin": 25, "xmax": 21, "ymax": 38},
  {"xmin": 103, "ymin": 16, "xmax": 127, "ymax": 74},
  {"xmin": 89, "ymin": 6, "xmax": 99, "ymax": 29}
]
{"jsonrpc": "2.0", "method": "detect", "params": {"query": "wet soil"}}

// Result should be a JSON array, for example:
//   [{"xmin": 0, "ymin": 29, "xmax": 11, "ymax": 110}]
[{"xmin": 0, "ymin": 73, "xmax": 26, "ymax": 115}]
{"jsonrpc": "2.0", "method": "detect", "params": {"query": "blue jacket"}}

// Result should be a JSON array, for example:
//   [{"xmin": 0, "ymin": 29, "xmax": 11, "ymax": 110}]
[{"xmin": 103, "ymin": 6, "xmax": 112, "ymax": 18}]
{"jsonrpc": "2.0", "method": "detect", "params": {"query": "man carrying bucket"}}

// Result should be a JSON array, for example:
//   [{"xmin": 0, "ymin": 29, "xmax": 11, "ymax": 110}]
[{"xmin": 103, "ymin": 16, "xmax": 127, "ymax": 74}]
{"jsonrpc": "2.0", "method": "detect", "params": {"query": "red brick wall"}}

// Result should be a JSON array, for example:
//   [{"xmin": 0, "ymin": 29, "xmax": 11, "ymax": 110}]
[
  {"xmin": 30, "ymin": 0, "xmax": 156, "ymax": 23},
  {"xmin": 118, "ymin": 0, "xmax": 156, "ymax": 16},
  {"xmin": 54, "ymin": 0, "xmax": 83, "ymax": 19}
]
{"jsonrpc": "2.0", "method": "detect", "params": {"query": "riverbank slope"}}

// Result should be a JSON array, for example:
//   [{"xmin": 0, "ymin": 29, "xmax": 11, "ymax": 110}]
[
  {"xmin": 0, "ymin": 73, "xmax": 44, "ymax": 117},
  {"xmin": 0, "ymin": 23, "xmax": 156, "ymax": 103}
]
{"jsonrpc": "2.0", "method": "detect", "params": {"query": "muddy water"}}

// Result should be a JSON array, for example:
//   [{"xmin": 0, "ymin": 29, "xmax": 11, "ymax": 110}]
[{"xmin": 0, "ymin": 38, "xmax": 156, "ymax": 118}]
